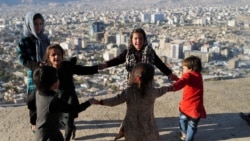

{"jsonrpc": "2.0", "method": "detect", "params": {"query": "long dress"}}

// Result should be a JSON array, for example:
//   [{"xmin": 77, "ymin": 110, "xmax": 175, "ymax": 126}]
[{"xmin": 101, "ymin": 86, "xmax": 169, "ymax": 141}]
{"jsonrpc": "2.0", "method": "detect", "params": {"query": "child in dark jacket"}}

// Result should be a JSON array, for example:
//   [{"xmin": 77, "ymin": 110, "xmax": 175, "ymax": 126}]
[
  {"xmin": 33, "ymin": 66, "xmax": 98, "ymax": 141},
  {"xmin": 17, "ymin": 11, "xmax": 50, "ymax": 132},
  {"xmin": 44, "ymin": 44, "xmax": 100, "ymax": 141}
]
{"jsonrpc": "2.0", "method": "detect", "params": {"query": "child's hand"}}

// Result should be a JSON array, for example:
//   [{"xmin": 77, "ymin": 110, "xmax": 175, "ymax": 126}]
[
  {"xmin": 88, "ymin": 98, "xmax": 99, "ymax": 104},
  {"xmin": 39, "ymin": 61, "xmax": 48, "ymax": 66},
  {"xmin": 168, "ymin": 73, "xmax": 179, "ymax": 81}
]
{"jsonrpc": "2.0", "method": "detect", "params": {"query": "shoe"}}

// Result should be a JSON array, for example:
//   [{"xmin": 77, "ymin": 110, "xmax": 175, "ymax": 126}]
[
  {"xmin": 31, "ymin": 125, "xmax": 36, "ymax": 134},
  {"xmin": 114, "ymin": 130, "xmax": 124, "ymax": 141},
  {"xmin": 239, "ymin": 112, "xmax": 250, "ymax": 125},
  {"xmin": 177, "ymin": 131, "xmax": 186, "ymax": 141}
]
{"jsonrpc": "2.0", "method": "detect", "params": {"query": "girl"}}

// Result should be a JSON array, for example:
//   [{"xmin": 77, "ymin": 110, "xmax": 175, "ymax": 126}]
[
  {"xmin": 169, "ymin": 56, "xmax": 207, "ymax": 141},
  {"xmin": 99, "ymin": 27, "xmax": 178, "ymax": 81},
  {"xmin": 17, "ymin": 11, "xmax": 50, "ymax": 132},
  {"xmin": 33, "ymin": 66, "xmax": 97, "ymax": 141},
  {"xmin": 98, "ymin": 27, "xmax": 178, "ymax": 139},
  {"xmin": 44, "ymin": 44, "xmax": 99, "ymax": 141},
  {"xmin": 96, "ymin": 63, "xmax": 172, "ymax": 141}
]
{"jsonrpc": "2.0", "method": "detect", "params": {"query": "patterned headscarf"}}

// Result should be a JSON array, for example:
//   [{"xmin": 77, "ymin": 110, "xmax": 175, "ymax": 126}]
[
  {"xmin": 125, "ymin": 45, "xmax": 155, "ymax": 72},
  {"xmin": 23, "ymin": 12, "xmax": 49, "ymax": 61}
]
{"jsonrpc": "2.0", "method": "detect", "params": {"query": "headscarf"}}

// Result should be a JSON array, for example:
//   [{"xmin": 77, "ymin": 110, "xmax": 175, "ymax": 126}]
[
  {"xmin": 23, "ymin": 12, "xmax": 49, "ymax": 62},
  {"xmin": 125, "ymin": 45, "xmax": 155, "ymax": 73}
]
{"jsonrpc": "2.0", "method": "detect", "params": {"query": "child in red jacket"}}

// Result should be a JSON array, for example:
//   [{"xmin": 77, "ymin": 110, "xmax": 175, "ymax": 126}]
[{"xmin": 169, "ymin": 55, "xmax": 206, "ymax": 141}]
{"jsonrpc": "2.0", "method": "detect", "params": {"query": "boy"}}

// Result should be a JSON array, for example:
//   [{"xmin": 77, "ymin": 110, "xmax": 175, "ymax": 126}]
[
  {"xmin": 169, "ymin": 56, "xmax": 206, "ymax": 141},
  {"xmin": 33, "ymin": 66, "xmax": 97, "ymax": 141}
]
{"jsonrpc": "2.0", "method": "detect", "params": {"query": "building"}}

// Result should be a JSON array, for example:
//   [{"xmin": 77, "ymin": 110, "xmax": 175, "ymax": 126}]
[
  {"xmin": 151, "ymin": 13, "xmax": 164, "ymax": 23},
  {"xmin": 169, "ymin": 40, "xmax": 185, "ymax": 59},
  {"xmin": 228, "ymin": 19, "xmax": 236, "ymax": 27},
  {"xmin": 184, "ymin": 51, "xmax": 209, "ymax": 62},
  {"xmin": 89, "ymin": 21, "xmax": 105, "ymax": 39},
  {"xmin": 141, "ymin": 13, "xmax": 151, "ymax": 23}
]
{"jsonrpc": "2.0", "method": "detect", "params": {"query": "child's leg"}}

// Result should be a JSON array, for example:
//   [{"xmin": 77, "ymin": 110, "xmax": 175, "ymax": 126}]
[
  {"xmin": 27, "ymin": 90, "xmax": 36, "ymax": 133},
  {"xmin": 185, "ymin": 117, "xmax": 200, "ymax": 141},
  {"xmin": 179, "ymin": 113, "xmax": 188, "ymax": 137},
  {"xmin": 114, "ymin": 121, "xmax": 124, "ymax": 140},
  {"xmin": 64, "ymin": 115, "xmax": 76, "ymax": 141}
]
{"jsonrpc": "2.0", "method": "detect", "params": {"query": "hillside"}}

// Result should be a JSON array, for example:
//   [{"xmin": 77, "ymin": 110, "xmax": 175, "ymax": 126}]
[{"xmin": 0, "ymin": 77, "xmax": 250, "ymax": 141}]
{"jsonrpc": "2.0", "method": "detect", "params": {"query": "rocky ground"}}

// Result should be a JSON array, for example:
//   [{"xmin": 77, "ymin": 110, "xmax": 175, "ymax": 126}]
[{"xmin": 1, "ymin": 77, "xmax": 250, "ymax": 141}]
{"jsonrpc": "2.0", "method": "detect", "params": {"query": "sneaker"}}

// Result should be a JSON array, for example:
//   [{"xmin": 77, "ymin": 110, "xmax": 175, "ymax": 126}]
[
  {"xmin": 239, "ymin": 112, "xmax": 250, "ymax": 125},
  {"xmin": 31, "ymin": 125, "xmax": 36, "ymax": 134},
  {"xmin": 177, "ymin": 131, "xmax": 186, "ymax": 141}
]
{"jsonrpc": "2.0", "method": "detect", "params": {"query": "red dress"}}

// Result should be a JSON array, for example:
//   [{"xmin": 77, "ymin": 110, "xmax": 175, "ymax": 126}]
[{"xmin": 173, "ymin": 71, "xmax": 206, "ymax": 119}]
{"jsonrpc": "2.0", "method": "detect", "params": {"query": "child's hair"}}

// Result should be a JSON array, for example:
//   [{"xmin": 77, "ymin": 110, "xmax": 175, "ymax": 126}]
[
  {"xmin": 33, "ymin": 66, "xmax": 58, "ymax": 91},
  {"xmin": 129, "ymin": 63, "xmax": 155, "ymax": 96},
  {"xmin": 44, "ymin": 44, "xmax": 65, "ymax": 65},
  {"xmin": 182, "ymin": 55, "xmax": 202, "ymax": 72},
  {"xmin": 33, "ymin": 13, "xmax": 44, "ymax": 21},
  {"xmin": 128, "ymin": 28, "xmax": 148, "ymax": 49}
]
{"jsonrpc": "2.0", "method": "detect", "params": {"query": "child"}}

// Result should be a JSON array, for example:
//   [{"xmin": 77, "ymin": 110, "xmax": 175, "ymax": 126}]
[
  {"xmin": 33, "ymin": 66, "xmax": 97, "ymax": 141},
  {"xmin": 17, "ymin": 11, "xmax": 50, "ymax": 132},
  {"xmin": 168, "ymin": 56, "xmax": 206, "ymax": 141},
  {"xmin": 96, "ymin": 63, "xmax": 172, "ymax": 141},
  {"xmin": 44, "ymin": 44, "xmax": 100, "ymax": 141},
  {"xmin": 98, "ymin": 27, "xmax": 178, "ymax": 81},
  {"xmin": 98, "ymin": 28, "xmax": 178, "ymax": 139}
]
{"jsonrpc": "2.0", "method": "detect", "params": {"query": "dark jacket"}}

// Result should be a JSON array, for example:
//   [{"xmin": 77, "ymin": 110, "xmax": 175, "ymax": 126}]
[
  {"xmin": 57, "ymin": 57, "xmax": 98, "ymax": 118},
  {"xmin": 35, "ymin": 89, "xmax": 91, "ymax": 141}
]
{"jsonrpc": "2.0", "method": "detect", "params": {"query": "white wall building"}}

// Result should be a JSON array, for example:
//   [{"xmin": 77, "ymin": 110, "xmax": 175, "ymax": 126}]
[{"xmin": 170, "ymin": 43, "xmax": 183, "ymax": 59}]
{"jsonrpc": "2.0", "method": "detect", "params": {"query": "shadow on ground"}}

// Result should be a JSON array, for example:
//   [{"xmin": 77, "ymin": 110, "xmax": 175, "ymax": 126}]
[{"xmin": 74, "ymin": 113, "xmax": 250, "ymax": 141}]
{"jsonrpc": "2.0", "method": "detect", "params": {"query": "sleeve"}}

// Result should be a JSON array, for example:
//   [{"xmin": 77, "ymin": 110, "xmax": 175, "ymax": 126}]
[
  {"xmin": 100, "ymin": 90, "xmax": 126, "ymax": 106},
  {"xmin": 49, "ymin": 97, "xmax": 91, "ymax": 113},
  {"xmin": 106, "ymin": 49, "xmax": 127, "ymax": 67},
  {"xmin": 153, "ymin": 50, "xmax": 172, "ymax": 76},
  {"xmin": 172, "ymin": 73, "xmax": 189, "ymax": 91},
  {"xmin": 154, "ymin": 86, "xmax": 173, "ymax": 98},
  {"xmin": 70, "ymin": 57, "xmax": 99, "ymax": 75},
  {"xmin": 26, "ymin": 91, "xmax": 36, "ymax": 111},
  {"xmin": 17, "ymin": 38, "xmax": 39, "ymax": 70}
]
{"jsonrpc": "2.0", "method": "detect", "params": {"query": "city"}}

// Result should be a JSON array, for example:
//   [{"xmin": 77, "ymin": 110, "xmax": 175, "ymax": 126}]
[{"xmin": 0, "ymin": 1, "xmax": 250, "ymax": 105}]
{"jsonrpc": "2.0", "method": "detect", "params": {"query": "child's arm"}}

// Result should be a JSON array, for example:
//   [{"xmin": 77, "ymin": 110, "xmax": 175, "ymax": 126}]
[
  {"xmin": 154, "ymin": 86, "xmax": 174, "ymax": 98},
  {"xmin": 69, "ymin": 57, "xmax": 99, "ymax": 75},
  {"xmin": 171, "ymin": 73, "xmax": 190, "ymax": 91},
  {"xmin": 49, "ymin": 97, "xmax": 98, "ymax": 113},
  {"xmin": 101, "ymin": 49, "xmax": 127, "ymax": 68},
  {"xmin": 96, "ymin": 90, "xmax": 126, "ymax": 106}
]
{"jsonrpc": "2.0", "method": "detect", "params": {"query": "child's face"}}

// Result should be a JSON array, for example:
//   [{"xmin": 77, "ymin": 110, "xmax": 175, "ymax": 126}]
[
  {"xmin": 34, "ymin": 18, "xmax": 43, "ymax": 34},
  {"xmin": 49, "ymin": 48, "xmax": 63, "ymax": 68},
  {"xmin": 182, "ymin": 65, "xmax": 192, "ymax": 74},
  {"xmin": 132, "ymin": 32, "xmax": 144, "ymax": 51}
]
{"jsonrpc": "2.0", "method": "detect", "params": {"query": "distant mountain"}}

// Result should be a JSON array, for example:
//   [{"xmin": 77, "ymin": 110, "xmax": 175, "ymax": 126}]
[
  {"xmin": 0, "ymin": 0, "xmax": 249, "ymax": 6},
  {"xmin": 0, "ymin": 0, "xmax": 78, "ymax": 5}
]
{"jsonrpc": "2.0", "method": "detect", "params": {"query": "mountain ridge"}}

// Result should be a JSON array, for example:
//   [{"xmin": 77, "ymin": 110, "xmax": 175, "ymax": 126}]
[{"xmin": 0, "ymin": 0, "xmax": 249, "ymax": 6}]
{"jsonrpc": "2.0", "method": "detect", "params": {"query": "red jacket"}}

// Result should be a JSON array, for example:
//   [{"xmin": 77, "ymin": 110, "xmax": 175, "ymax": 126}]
[{"xmin": 173, "ymin": 71, "xmax": 206, "ymax": 119}]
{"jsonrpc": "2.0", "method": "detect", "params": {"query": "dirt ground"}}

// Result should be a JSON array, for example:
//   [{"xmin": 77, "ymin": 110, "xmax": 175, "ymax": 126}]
[{"xmin": 0, "ymin": 77, "xmax": 250, "ymax": 141}]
